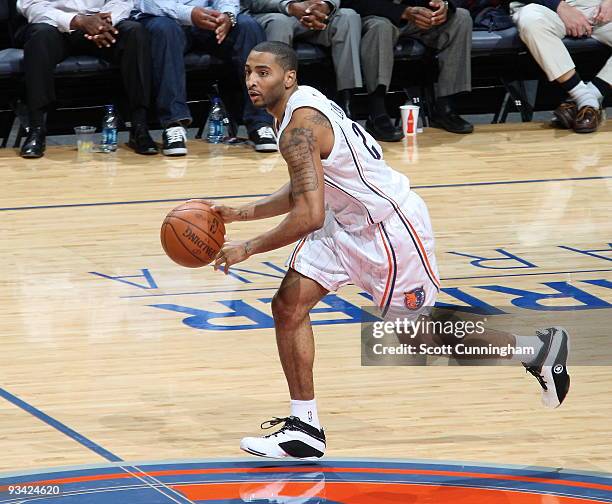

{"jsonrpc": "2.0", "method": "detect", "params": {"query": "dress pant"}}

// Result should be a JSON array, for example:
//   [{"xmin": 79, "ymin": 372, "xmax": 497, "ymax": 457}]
[
  {"xmin": 360, "ymin": 9, "xmax": 472, "ymax": 98},
  {"xmin": 16, "ymin": 20, "xmax": 152, "ymax": 125},
  {"xmin": 253, "ymin": 9, "xmax": 363, "ymax": 91}
]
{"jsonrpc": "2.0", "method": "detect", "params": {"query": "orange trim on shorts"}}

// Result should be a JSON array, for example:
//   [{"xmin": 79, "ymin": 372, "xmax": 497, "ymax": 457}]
[
  {"xmin": 290, "ymin": 238, "xmax": 307, "ymax": 270},
  {"xmin": 343, "ymin": 135, "xmax": 440, "ymax": 290},
  {"xmin": 378, "ymin": 224, "xmax": 394, "ymax": 310}
]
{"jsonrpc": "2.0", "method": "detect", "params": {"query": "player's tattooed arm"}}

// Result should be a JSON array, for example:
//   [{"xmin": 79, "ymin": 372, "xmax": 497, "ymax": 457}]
[
  {"xmin": 279, "ymin": 126, "xmax": 320, "ymax": 198},
  {"xmin": 237, "ymin": 112, "xmax": 326, "ymax": 259},
  {"xmin": 304, "ymin": 110, "xmax": 332, "ymax": 130}
]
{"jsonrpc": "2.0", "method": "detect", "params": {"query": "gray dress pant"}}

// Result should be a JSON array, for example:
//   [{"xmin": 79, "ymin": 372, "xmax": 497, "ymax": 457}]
[
  {"xmin": 253, "ymin": 8, "xmax": 363, "ymax": 91},
  {"xmin": 361, "ymin": 8, "xmax": 472, "ymax": 98}
]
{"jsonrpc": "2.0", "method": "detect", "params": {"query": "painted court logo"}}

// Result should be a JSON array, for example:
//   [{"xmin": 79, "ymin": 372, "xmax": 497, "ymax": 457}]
[{"xmin": 404, "ymin": 287, "xmax": 425, "ymax": 310}]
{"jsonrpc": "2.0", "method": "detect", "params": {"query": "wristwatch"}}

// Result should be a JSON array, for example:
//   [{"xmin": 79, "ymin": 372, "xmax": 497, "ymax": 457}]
[{"xmin": 223, "ymin": 11, "xmax": 237, "ymax": 27}]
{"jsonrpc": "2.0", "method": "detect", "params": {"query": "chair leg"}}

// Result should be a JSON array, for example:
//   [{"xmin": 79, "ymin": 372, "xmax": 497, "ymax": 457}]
[
  {"xmin": 500, "ymin": 78, "xmax": 535, "ymax": 123},
  {"xmin": 494, "ymin": 92, "xmax": 511, "ymax": 124}
]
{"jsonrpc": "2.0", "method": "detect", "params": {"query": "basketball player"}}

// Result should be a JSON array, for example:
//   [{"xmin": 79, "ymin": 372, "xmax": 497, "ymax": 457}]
[{"xmin": 201, "ymin": 41, "xmax": 570, "ymax": 460}]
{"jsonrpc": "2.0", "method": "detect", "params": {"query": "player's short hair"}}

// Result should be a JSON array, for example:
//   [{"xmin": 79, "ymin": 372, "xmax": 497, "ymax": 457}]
[{"xmin": 252, "ymin": 41, "xmax": 298, "ymax": 72}]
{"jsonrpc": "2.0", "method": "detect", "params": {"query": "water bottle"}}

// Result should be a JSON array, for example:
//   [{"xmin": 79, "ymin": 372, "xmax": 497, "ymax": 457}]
[
  {"xmin": 100, "ymin": 104, "xmax": 118, "ymax": 152},
  {"xmin": 206, "ymin": 97, "xmax": 225, "ymax": 144}
]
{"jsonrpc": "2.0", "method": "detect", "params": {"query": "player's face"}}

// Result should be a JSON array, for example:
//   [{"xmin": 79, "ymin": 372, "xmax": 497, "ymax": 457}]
[{"xmin": 245, "ymin": 51, "xmax": 295, "ymax": 109}]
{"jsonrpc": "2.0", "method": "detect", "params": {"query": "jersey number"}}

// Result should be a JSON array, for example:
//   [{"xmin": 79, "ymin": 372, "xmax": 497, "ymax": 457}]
[{"xmin": 352, "ymin": 122, "xmax": 381, "ymax": 160}]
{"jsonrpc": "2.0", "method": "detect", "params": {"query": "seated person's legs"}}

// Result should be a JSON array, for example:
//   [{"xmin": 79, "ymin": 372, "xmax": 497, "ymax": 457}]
[
  {"xmin": 360, "ymin": 15, "xmax": 403, "ymax": 142},
  {"xmin": 139, "ymin": 15, "xmax": 190, "ymax": 156},
  {"xmin": 191, "ymin": 13, "xmax": 277, "ymax": 152},
  {"xmin": 513, "ymin": 2, "xmax": 608, "ymax": 133},
  {"xmin": 252, "ymin": 12, "xmax": 299, "ymax": 45},
  {"xmin": 401, "ymin": 8, "xmax": 473, "ymax": 134},
  {"xmin": 108, "ymin": 20, "xmax": 158, "ymax": 154},
  {"xmin": 296, "ymin": 8, "xmax": 364, "ymax": 119},
  {"xmin": 15, "ymin": 23, "xmax": 69, "ymax": 158}
]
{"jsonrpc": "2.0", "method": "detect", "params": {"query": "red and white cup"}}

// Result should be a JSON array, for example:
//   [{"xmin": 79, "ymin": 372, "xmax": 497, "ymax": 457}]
[{"xmin": 400, "ymin": 105, "xmax": 420, "ymax": 137}]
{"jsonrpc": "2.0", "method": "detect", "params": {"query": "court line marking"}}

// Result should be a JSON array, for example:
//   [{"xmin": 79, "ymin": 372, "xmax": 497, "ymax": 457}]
[
  {"xmin": 2, "ymin": 474, "xmax": 610, "ymax": 504},
  {"xmin": 0, "ymin": 388, "xmax": 194, "ymax": 503},
  {"xmin": 3, "ymin": 457, "xmax": 611, "ymax": 481},
  {"xmin": 1, "ymin": 175, "xmax": 610, "ymax": 212},
  {"xmin": 118, "ymin": 466, "xmax": 196, "ymax": 504},
  {"xmin": 120, "ymin": 268, "xmax": 612, "ymax": 298},
  {"xmin": 0, "ymin": 388, "xmax": 122, "ymax": 463}
]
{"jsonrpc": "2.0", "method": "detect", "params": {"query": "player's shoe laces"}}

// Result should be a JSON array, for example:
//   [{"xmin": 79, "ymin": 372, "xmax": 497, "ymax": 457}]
[
  {"xmin": 524, "ymin": 327, "xmax": 570, "ymax": 408},
  {"xmin": 240, "ymin": 416, "xmax": 326, "ymax": 460}
]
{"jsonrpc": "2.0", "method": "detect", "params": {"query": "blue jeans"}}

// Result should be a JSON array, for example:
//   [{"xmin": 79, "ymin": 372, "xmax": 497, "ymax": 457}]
[{"xmin": 138, "ymin": 14, "xmax": 272, "ymax": 130}]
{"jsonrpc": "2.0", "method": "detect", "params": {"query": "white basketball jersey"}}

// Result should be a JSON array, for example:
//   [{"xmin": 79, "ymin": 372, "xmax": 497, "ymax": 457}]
[{"xmin": 276, "ymin": 86, "xmax": 411, "ymax": 231}]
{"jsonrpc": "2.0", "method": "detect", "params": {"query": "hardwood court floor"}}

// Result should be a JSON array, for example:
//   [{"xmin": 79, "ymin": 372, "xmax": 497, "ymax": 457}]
[{"xmin": 1, "ymin": 121, "xmax": 611, "ymax": 475}]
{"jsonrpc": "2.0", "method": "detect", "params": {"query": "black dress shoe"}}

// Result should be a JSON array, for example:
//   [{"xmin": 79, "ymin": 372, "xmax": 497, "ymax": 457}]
[
  {"xmin": 365, "ymin": 114, "xmax": 403, "ymax": 142},
  {"xmin": 128, "ymin": 125, "xmax": 159, "ymax": 155},
  {"xmin": 20, "ymin": 126, "xmax": 46, "ymax": 158},
  {"xmin": 430, "ymin": 105, "xmax": 474, "ymax": 134},
  {"xmin": 336, "ymin": 89, "xmax": 354, "ymax": 120}
]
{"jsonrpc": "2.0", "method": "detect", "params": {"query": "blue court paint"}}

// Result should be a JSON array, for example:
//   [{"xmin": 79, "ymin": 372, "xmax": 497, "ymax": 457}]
[
  {"xmin": 120, "ymin": 268, "xmax": 612, "ymax": 299},
  {"xmin": 1, "ymin": 175, "xmax": 610, "ymax": 212},
  {"xmin": 0, "ymin": 388, "xmax": 122, "ymax": 463}
]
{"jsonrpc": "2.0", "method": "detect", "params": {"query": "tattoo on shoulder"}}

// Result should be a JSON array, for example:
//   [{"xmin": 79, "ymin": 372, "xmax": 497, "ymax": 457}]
[
  {"xmin": 305, "ymin": 110, "xmax": 332, "ymax": 130},
  {"xmin": 279, "ymin": 127, "xmax": 320, "ymax": 197}
]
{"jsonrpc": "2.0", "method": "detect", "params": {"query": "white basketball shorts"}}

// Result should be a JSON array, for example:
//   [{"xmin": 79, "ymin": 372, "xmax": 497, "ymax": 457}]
[{"xmin": 287, "ymin": 190, "xmax": 440, "ymax": 320}]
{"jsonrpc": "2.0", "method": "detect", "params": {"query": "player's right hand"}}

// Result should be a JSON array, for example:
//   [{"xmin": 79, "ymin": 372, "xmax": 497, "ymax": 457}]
[{"xmin": 186, "ymin": 199, "xmax": 244, "ymax": 224}]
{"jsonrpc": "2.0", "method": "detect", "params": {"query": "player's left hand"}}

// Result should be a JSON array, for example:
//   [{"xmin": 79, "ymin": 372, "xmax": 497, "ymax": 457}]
[{"xmin": 214, "ymin": 240, "xmax": 252, "ymax": 274}]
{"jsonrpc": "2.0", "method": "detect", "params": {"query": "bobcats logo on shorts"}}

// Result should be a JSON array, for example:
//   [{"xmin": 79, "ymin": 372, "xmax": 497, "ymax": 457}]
[{"xmin": 404, "ymin": 287, "xmax": 425, "ymax": 310}]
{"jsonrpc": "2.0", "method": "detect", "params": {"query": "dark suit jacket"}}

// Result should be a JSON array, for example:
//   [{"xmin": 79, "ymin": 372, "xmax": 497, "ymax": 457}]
[{"xmin": 341, "ymin": 0, "xmax": 457, "ymax": 26}]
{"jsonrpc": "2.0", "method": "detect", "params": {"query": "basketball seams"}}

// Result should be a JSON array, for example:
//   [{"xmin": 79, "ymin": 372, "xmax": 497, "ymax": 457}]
[
  {"xmin": 164, "ymin": 221, "xmax": 207, "ymax": 267},
  {"xmin": 171, "ymin": 204, "xmax": 225, "ymax": 232},
  {"xmin": 166, "ymin": 215, "xmax": 224, "ymax": 250}
]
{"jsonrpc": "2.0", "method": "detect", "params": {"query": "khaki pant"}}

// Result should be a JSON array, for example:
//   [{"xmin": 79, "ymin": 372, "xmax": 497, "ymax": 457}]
[{"xmin": 511, "ymin": 0, "xmax": 612, "ymax": 84}]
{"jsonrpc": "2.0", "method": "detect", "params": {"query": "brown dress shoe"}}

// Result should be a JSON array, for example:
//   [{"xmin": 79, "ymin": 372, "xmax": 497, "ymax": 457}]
[
  {"xmin": 551, "ymin": 101, "xmax": 577, "ymax": 129},
  {"xmin": 573, "ymin": 106, "xmax": 602, "ymax": 134}
]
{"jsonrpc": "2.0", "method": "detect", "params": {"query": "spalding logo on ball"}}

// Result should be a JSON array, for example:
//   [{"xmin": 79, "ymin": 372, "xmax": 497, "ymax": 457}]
[{"xmin": 161, "ymin": 201, "xmax": 225, "ymax": 267}]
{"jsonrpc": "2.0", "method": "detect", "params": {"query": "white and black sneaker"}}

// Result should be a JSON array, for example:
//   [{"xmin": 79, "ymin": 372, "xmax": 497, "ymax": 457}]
[
  {"xmin": 162, "ymin": 126, "xmax": 187, "ymax": 156},
  {"xmin": 249, "ymin": 126, "xmax": 278, "ymax": 152},
  {"xmin": 240, "ymin": 416, "xmax": 326, "ymax": 460},
  {"xmin": 524, "ymin": 327, "xmax": 570, "ymax": 408}
]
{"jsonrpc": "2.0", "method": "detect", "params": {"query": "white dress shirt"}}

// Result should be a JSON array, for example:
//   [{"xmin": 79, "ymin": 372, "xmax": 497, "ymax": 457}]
[{"xmin": 17, "ymin": 0, "xmax": 134, "ymax": 32}]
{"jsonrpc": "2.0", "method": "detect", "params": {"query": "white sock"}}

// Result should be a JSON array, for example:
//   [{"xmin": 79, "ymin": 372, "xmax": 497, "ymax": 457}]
[
  {"xmin": 291, "ymin": 399, "xmax": 320, "ymax": 429},
  {"xmin": 512, "ymin": 335, "xmax": 544, "ymax": 365},
  {"xmin": 586, "ymin": 81, "xmax": 604, "ymax": 106},
  {"xmin": 569, "ymin": 81, "xmax": 599, "ymax": 109}
]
